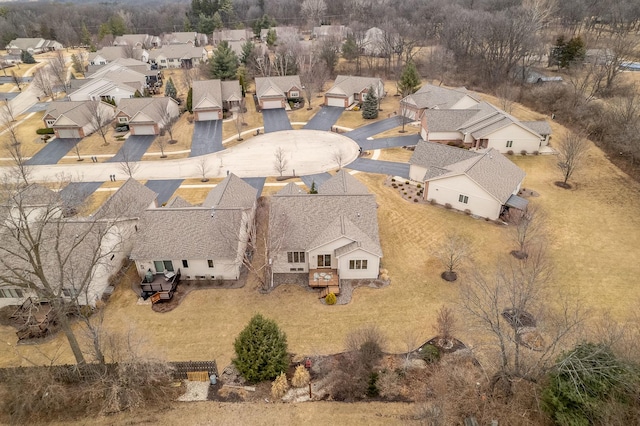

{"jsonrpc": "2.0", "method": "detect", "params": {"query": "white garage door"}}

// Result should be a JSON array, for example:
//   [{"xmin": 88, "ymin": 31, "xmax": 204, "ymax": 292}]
[
  {"xmin": 197, "ymin": 111, "xmax": 220, "ymax": 121},
  {"xmin": 133, "ymin": 124, "xmax": 156, "ymax": 135},
  {"xmin": 56, "ymin": 128, "xmax": 81, "ymax": 139},
  {"xmin": 326, "ymin": 97, "xmax": 345, "ymax": 107},
  {"xmin": 262, "ymin": 100, "xmax": 283, "ymax": 109}
]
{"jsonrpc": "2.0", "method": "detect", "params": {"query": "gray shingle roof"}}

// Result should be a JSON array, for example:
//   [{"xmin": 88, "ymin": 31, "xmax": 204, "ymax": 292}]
[
  {"xmin": 276, "ymin": 182, "xmax": 306, "ymax": 195},
  {"xmin": 148, "ymin": 45, "xmax": 205, "ymax": 61},
  {"xmin": 167, "ymin": 196, "xmax": 192, "ymax": 208},
  {"xmin": 409, "ymin": 139, "xmax": 478, "ymax": 168},
  {"xmin": 403, "ymin": 84, "xmax": 478, "ymax": 109},
  {"xmin": 117, "ymin": 97, "xmax": 173, "ymax": 123},
  {"xmin": 318, "ymin": 170, "xmax": 370, "ymax": 195},
  {"xmin": 93, "ymin": 178, "xmax": 157, "ymax": 219},
  {"xmin": 326, "ymin": 75, "xmax": 383, "ymax": 98},
  {"xmin": 422, "ymin": 109, "xmax": 478, "ymax": 132},
  {"xmin": 202, "ymin": 174, "xmax": 257, "ymax": 209},
  {"xmin": 255, "ymin": 75, "xmax": 301, "ymax": 98},
  {"xmin": 521, "ymin": 120, "xmax": 552, "ymax": 136}
]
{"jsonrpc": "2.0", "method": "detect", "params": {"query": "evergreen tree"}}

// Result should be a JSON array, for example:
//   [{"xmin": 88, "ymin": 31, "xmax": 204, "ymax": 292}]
[
  {"xmin": 233, "ymin": 314, "xmax": 288, "ymax": 383},
  {"xmin": 398, "ymin": 61, "xmax": 421, "ymax": 95},
  {"xmin": 309, "ymin": 181, "xmax": 317, "ymax": 194},
  {"xmin": 20, "ymin": 51, "xmax": 36, "ymax": 64},
  {"xmin": 186, "ymin": 87, "xmax": 193, "ymax": 112},
  {"xmin": 362, "ymin": 86, "xmax": 378, "ymax": 119},
  {"xmin": 80, "ymin": 23, "xmax": 92, "ymax": 47},
  {"xmin": 266, "ymin": 28, "xmax": 277, "ymax": 47},
  {"xmin": 240, "ymin": 40, "xmax": 254, "ymax": 65},
  {"xmin": 342, "ymin": 35, "xmax": 358, "ymax": 61},
  {"xmin": 551, "ymin": 35, "xmax": 586, "ymax": 68},
  {"xmin": 252, "ymin": 14, "xmax": 277, "ymax": 37},
  {"xmin": 237, "ymin": 65, "xmax": 248, "ymax": 97},
  {"xmin": 210, "ymin": 41, "xmax": 239, "ymax": 80},
  {"xmin": 212, "ymin": 11, "xmax": 223, "ymax": 30},
  {"xmin": 165, "ymin": 77, "xmax": 177, "ymax": 100},
  {"xmin": 71, "ymin": 54, "xmax": 84, "ymax": 75}
]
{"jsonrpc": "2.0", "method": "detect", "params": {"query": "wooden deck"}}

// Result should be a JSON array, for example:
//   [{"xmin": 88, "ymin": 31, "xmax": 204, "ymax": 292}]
[
  {"xmin": 309, "ymin": 269, "xmax": 340, "ymax": 297},
  {"xmin": 140, "ymin": 269, "xmax": 181, "ymax": 303}
]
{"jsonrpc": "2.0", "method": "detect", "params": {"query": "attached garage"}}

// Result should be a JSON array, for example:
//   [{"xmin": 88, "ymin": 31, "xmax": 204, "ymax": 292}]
[
  {"xmin": 131, "ymin": 124, "xmax": 157, "ymax": 135},
  {"xmin": 261, "ymin": 99, "xmax": 283, "ymax": 110},
  {"xmin": 55, "ymin": 128, "xmax": 82, "ymax": 139},
  {"xmin": 196, "ymin": 110, "xmax": 220, "ymax": 121},
  {"xmin": 326, "ymin": 96, "xmax": 346, "ymax": 107}
]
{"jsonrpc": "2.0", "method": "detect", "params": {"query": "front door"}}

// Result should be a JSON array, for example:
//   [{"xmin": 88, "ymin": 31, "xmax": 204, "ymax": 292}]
[{"xmin": 317, "ymin": 254, "xmax": 331, "ymax": 268}]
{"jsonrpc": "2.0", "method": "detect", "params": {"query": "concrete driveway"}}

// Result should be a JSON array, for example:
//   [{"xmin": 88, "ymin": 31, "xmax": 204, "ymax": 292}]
[
  {"xmin": 107, "ymin": 135, "xmax": 156, "ymax": 163},
  {"xmin": 262, "ymin": 109, "xmax": 292, "ymax": 133},
  {"xmin": 190, "ymin": 120, "xmax": 223, "ymax": 157},
  {"xmin": 145, "ymin": 179, "xmax": 184, "ymax": 205},
  {"xmin": 59, "ymin": 181, "xmax": 103, "ymax": 207},
  {"xmin": 346, "ymin": 158, "xmax": 410, "ymax": 179},
  {"xmin": 358, "ymin": 134, "xmax": 420, "ymax": 151},
  {"xmin": 300, "ymin": 173, "xmax": 332, "ymax": 189},
  {"xmin": 303, "ymin": 106, "xmax": 344, "ymax": 131},
  {"xmin": 344, "ymin": 116, "xmax": 404, "ymax": 142},
  {"xmin": 241, "ymin": 177, "xmax": 266, "ymax": 197},
  {"xmin": 25, "ymin": 138, "xmax": 79, "ymax": 165}
]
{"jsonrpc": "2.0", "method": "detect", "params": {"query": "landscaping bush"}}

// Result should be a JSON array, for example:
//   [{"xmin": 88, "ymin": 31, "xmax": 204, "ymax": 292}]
[
  {"xmin": 405, "ymin": 181, "xmax": 410, "ymax": 184},
  {"xmin": 414, "ymin": 198, "xmax": 418, "ymax": 202},
  {"xmin": 520, "ymin": 150, "xmax": 527, "ymax": 155},
  {"xmin": 391, "ymin": 178, "xmax": 396, "ymax": 182},
  {"xmin": 420, "ymin": 344, "xmax": 441, "ymax": 364},
  {"xmin": 270, "ymin": 372, "xmax": 289, "ymax": 399},
  {"xmin": 233, "ymin": 314, "xmax": 288, "ymax": 382},
  {"xmin": 464, "ymin": 209, "xmax": 471, "ymax": 215},
  {"xmin": 507, "ymin": 150, "xmax": 514, "ymax": 155},
  {"xmin": 366, "ymin": 372, "xmax": 379, "ymax": 397},
  {"xmin": 533, "ymin": 150, "xmax": 539, "ymax": 155},
  {"xmin": 417, "ymin": 184, "xmax": 421, "ymax": 188},
  {"xmin": 36, "ymin": 128, "xmax": 55, "ymax": 135},
  {"xmin": 430, "ymin": 198, "xmax": 437, "ymax": 205},
  {"xmin": 325, "ymin": 292, "xmax": 337, "ymax": 305},
  {"xmin": 291, "ymin": 365, "xmax": 310, "ymax": 388},
  {"xmin": 444, "ymin": 203, "xmax": 452, "ymax": 209}
]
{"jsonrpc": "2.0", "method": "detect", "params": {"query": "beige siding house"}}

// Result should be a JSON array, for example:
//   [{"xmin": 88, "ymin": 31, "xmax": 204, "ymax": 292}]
[
  {"xmin": 116, "ymin": 97, "xmax": 180, "ymax": 135},
  {"xmin": 400, "ymin": 84, "xmax": 480, "ymax": 120},
  {"xmin": 269, "ymin": 171, "xmax": 382, "ymax": 296},
  {"xmin": 43, "ymin": 100, "xmax": 115, "ymax": 139},
  {"xmin": 409, "ymin": 140, "xmax": 527, "ymax": 220},
  {"xmin": 255, "ymin": 75, "xmax": 302, "ymax": 110},
  {"xmin": 192, "ymin": 79, "xmax": 242, "ymax": 121},
  {"xmin": 324, "ymin": 75, "xmax": 385, "ymax": 108},
  {"xmin": 131, "ymin": 174, "xmax": 257, "ymax": 284}
]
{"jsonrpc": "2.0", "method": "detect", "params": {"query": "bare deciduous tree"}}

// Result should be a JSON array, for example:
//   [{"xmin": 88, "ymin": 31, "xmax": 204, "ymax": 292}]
[
  {"xmin": 496, "ymin": 83, "xmax": 519, "ymax": 114},
  {"xmin": 433, "ymin": 232, "xmax": 471, "ymax": 281},
  {"xmin": 233, "ymin": 100, "xmax": 246, "ymax": 141},
  {"xmin": 118, "ymin": 147, "xmax": 140, "ymax": 178},
  {"xmin": 433, "ymin": 305, "xmax": 457, "ymax": 342},
  {"xmin": 301, "ymin": 0, "xmax": 326, "ymax": 28},
  {"xmin": 84, "ymin": 100, "xmax": 114, "ymax": 147},
  {"xmin": 197, "ymin": 156, "xmax": 209, "ymax": 182},
  {"xmin": 273, "ymin": 146, "xmax": 288, "ymax": 176},
  {"xmin": 299, "ymin": 51, "xmax": 329, "ymax": 110},
  {"xmin": 10, "ymin": 71, "xmax": 22, "ymax": 92},
  {"xmin": 49, "ymin": 50, "xmax": 69, "ymax": 93},
  {"xmin": 31, "ymin": 68, "xmax": 55, "ymax": 99},
  {"xmin": 505, "ymin": 205, "xmax": 546, "ymax": 259},
  {"xmin": 332, "ymin": 149, "xmax": 344, "ymax": 171},
  {"xmin": 556, "ymin": 131, "xmax": 590, "ymax": 187},
  {"xmin": 1, "ymin": 98, "xmax": 16, "ymax": 123}
]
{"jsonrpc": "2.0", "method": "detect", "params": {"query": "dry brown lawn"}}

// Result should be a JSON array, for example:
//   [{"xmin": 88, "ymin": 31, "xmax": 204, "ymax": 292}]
[
  {"xmin": 376, "ymin": 147, "xmax": 414, "ymax": 163},
  {"xmin": 0, "ymin": 112, "xmax": 47, "ymax": 162}
]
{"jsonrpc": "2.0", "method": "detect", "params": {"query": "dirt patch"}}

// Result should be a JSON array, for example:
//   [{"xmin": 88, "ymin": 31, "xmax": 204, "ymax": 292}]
[
  {"xmin": 440, "ymin": 271, "xmax": 458, "ymax": 282},
  {"xmin": 383, "ymin": 176, "xmax": 427, "ymax": 204},
  {"xmin": 554, "ymin": 181, "xmax": 572, "ymax": 189}
]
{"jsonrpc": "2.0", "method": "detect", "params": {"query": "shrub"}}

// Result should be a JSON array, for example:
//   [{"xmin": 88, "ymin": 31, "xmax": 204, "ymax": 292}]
[
  {"xmin": 520, "ymin": 150, "xmax": 527, "ymax": 155},
  {"xmin": 429, "ymin": 198, "xmax": 437, "ymax": 205},
  {"xmin": 533, "ymin": 150, "xmax": 539, "ymax": 155},
  {"xmin": 36, "ymin": 128, "xmax": 55, "ymax": 135},
  {"xmin": 366, "ymin": 372, "xmax": 379, "ymax": 397},
  {"xmin": 271, "ymin": 372, "xmax": 289, "ymax": 399},
  {"xmin": 405, "ymin": 181, "xmax": 409, "ymax": 184},
  {"xmin": 420, "ymin": 344, "xmax": 441, "ymax": 364},
  {"xmin": 403, "ymin": 191, "xmax": 407, "ymax": 195},
  {"xmin": 346, "ymin": 325, "xmax": 386, "ymax": 370},
  {"xmin": 444, "ymin": 203, "xmax": 452, "ymax": 209},
  {"xmin": 291, "ymin": 365, "xmax": 310, "ymax": 388},
  {"xmin": 464, "ymin": 209, "xmax": 471, "ymax": 215},
  {"xmin": 507, "ymin": 150, "xmax": 514, "ymax": 155},
  {"xmin": 416, "ymin": 184, "xmax": 422, "ymax": 188},
  {"xmin": 325, "ymin": 292, "xmax": 337, "ymax": 305},
  {"xmin": 414, "ymin": 198, "xmax": 418, "ymax": 202},
  {"xmin": 233, "ymin": 314, "xmax": 288, "ymax": 382},
  {"xmin": 391, "ymin": 178, "xmax": 396, "ymax": 182}
]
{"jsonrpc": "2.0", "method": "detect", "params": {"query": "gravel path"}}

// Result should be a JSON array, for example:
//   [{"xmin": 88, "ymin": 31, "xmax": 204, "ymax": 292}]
[{"xmin": 178, "ymin": 381, "xmax": 210, "ymax": 402}]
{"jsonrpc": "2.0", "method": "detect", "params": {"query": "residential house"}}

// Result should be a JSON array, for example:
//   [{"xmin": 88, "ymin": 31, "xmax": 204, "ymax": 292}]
[
  {"xmin": 192, "ymin": 79, "xmax": 242, "ymax": 121},
  {"xmin": 88, "ymin": 46, "xmax": 149, "ymax": 66},
  {"xmin": 255, "ymin": 75, "xmax": 302, "ymax": 109},
  {"xmin": 269, "ymin": 171, "xmax": 382, "ymax": 296},
  {"xmin": 42, "ymin": 100, "xmax": 115, "ymax": 139},
  {"xmin": 212, "ymin": 29, "xmax": 253, "ymax": 45},
  {"xmin": 409, "ymin": 140, "xmax": 527, "ymax": 220},
  {"xmin": 5, "ymin": 38, "xmax": 63, "ymax": 55},
  {"xmin": 67, "ymin": 66, "xmax": 148, "ymax": 103},
  {"xmin": 400, "ymin": 84, "xmax": 480, "ymax": 120},
  {"xmin": 420, "ymin": 101, "xmax": 551, "ymax": 153},
  {"xmin": 115, "ymin": 97, "xmax": 180, "ymax": 135},
  {"xmin": 162, "ymin": 31, "xmax": 208, "ymax": 46},
  {"xmin": 260, "ymin": 26, "xmax": 301, "ymax": 43},
  {"xmin": 131, "ymin": 174, "xmax": 258, "ymax": 288},
  {"xmin": 324, "ymin": 75, "xmax": 385, "ymax": 108},
  {"xmin": 86, "ymin": 58, "xmax": 161, "ymax": 88},
  {"xmin": 148, "ymin": 45, "xmax": 208, "ymax": 69},
  {"xmin": 113, "ymin": 34, "xmax": 161, "ymax": 49},
  {"xmin": 312, "ymin": 25, "xmax": 349, "ymax": 40},
  {"xmin": 0, "ymin": 179, "xmax": 157, "ymax": 308}
]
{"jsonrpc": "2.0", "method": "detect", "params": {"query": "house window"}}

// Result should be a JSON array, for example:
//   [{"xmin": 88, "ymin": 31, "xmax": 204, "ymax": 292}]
[
  {"xmin": 46, "ymin": 120, "xmax": 55, "ymax": 127},
  {"xmin": 118, "ymin": 117, "xmax": 128, "ymax": 123},
  {"xmin": 0, "ymin": 288, "xmax": 23, "ymax": 298},
  {"xmin": 208, "ymin": 260, "xmax": 214, "ymax": 268},
  {"xmin": 349, "ymin": 259, "xmax": 368, "ymax": 270},
  {"xmin": 459, "ymin": 194, "xmax": 469, "ymax": 204},
  {"xmin": 182, "ymin": 260, "xmax": 189, "ymax": 268},
  {"xmin": 506, "ymin": 140, "xmax": 513, "ymax": 148},
  {"xmin": 153, "ymin": 260, "xmax": 174, "ymax": 272},
  {"xmin": 287, "ymin": 251, "xmax": 305, "ymax": 263},
  {"xmin": 289, "ymin": 91, "xmax": 299, "ymax": 98},
  {"xmin": 317, "ymin": 254, "xmax": 331, "ymax": 268}
]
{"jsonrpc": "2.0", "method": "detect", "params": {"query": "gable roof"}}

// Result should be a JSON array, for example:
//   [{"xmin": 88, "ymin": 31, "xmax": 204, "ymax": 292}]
[
  {"xmin": 163, "ymin": 32, "xmax": 198, "ymax": 44},
  {"xmin": 46, "ymin": 101, "xmax": 114, "ymax": 129},
  {"xmin": 276, "ymin": 182, "xmax": 306, "ymax": 195},
  {"xmin": 93, "ymin": 178, "xmax": 157, "ymax": 219},
  {"xmin": 166, "ymin": 196, "xmax": 192, "ymax": 208},
  {"xmin": 326, "ymin": 75, "xmax": 383, "ymax": 98},
  {"xmin": 410, "ymin": 141, "xmax": 525, "ymax": 203},
  {"xmin": 212, "ymin": 29, "xmax": 253, "ymax": 43},
  {"xmin": 201, "ymin": 174, "xmax": 257, "ymax": 210},
  {"xmin": 148, "ymin": 45, "xmax": 206, "ymax": 61},
  {"xmin": 88, "ymin": 46, "xmax": 147, "ymax": 63},
  {"xmin": 521, "ymin": 120, "xmax": 552, "ymax": 136},
  {"xmin": 255, "ymin": 75, "xmax": 301, "ymax": 98},
  {"xmin": 192, "ymin": 80, "xmax": 222, "ymax": 109},
  {"xmin": 271, "ymin": 174, "xmax": 382, "ymax": 257},
  {"xmin": 11, "ymin": 183, "xmax": 60, "ymax": 207},
  {"xmin": 117, "ymin": 97, "xmax": 177, "ymax": 123},
  {"xmin": 402, "ymin": 84, "xmax": 479, "ymax": 110}
]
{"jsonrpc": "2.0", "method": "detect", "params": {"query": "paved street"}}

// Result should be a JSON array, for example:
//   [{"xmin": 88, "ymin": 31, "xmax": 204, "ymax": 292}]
[
  {"xmin": 262, "ymin": 109, "xmax": 292, "ymax": 133},
  {"xmin": 190, "ymin": 120, "xmax": 223, "ymax": 157},
  {"xmin": 346, "ymin": 158, "xmax": 411, "ymax": 179},
  {"xmin": 303, "ymin": 106, "xmax": 343, "ymax": 131},
  {"xmin": 107, "ymin": 135, "xmax": 156, "ymax": 163}
]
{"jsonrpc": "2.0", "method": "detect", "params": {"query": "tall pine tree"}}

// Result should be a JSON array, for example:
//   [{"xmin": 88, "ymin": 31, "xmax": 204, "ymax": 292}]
[
  {"xmin": 165, "ymin": 77, "xmax": 177, "ymax": 100},
  {"xmin": 210, "ymin": 41, "xmax": 239, "ymax": 80},
  {"xmin": 398, "ymin": 61, "xmax": 421, "ymax": 95},
  {"xmin": 233, "ymin": 314, "xmax": 288, "ymax": 382},
  {"xmin": 362, "ymin": 86, "xmax": 378, "ymax": 119}
]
